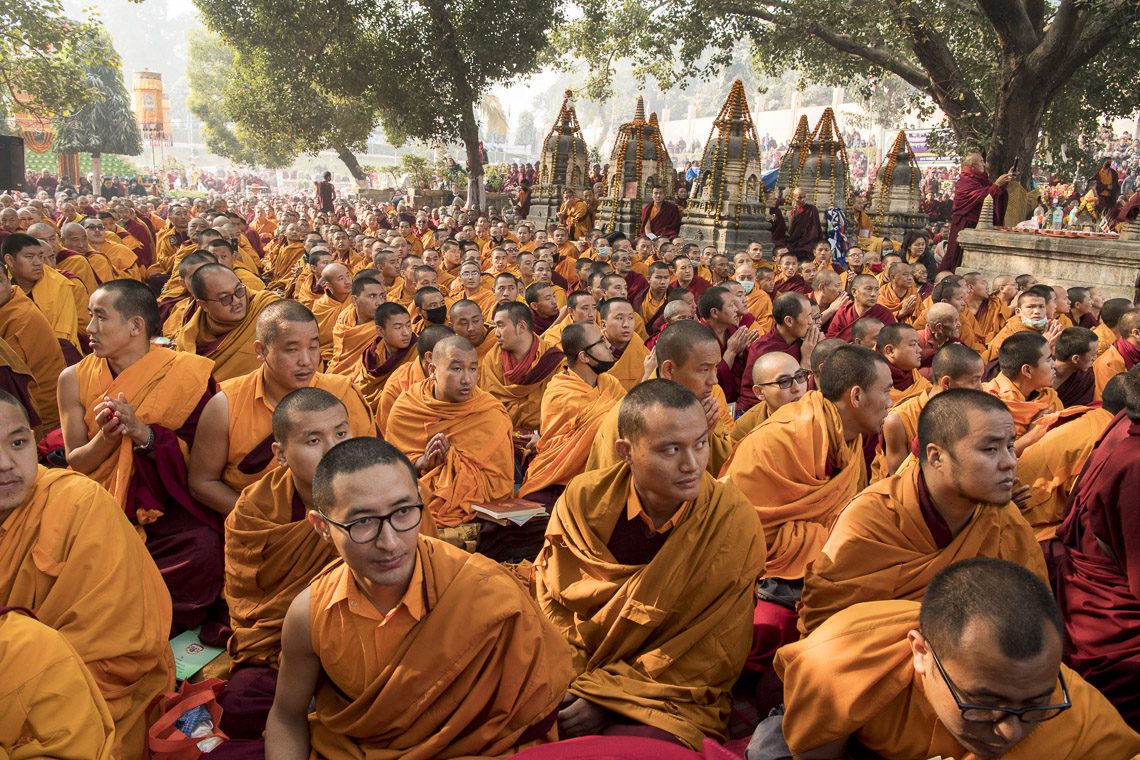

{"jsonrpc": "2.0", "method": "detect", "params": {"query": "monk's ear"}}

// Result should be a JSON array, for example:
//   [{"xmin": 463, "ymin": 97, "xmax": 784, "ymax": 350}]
[
  {"xmin": 306, "ymin": 509, "xmax": 332, "ymax": 542},
  {"xmin": 271, "ymin": 441, "xmax": 287, "ymax": 468},
  {"xmin": 614, "ymin": 438, "xmax": 632, "ymax": 463},
  {"xmin": 253, "ymin": 339, "xmax": 268, "ymax": 362},
  {"xmin": 908, "ymin": 629, "xmax": 931, "ymax": 676}
]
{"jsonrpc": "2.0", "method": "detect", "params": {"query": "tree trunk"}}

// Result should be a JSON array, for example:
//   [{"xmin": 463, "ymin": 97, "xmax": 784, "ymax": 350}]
[
  {"xmin": 334, "ymin": 144, "xmax": 367, "ymax": 187},
  {"xmin": 91, "ymin": 152, "xmax": 102, "ymax": 191},
  {"xmin": 460, "ymin": 102, "xmax": 485, "ymax": 212},
  {"xmin": 983, "ymin": 68, "xmax": 1048, "ymax": 193}
]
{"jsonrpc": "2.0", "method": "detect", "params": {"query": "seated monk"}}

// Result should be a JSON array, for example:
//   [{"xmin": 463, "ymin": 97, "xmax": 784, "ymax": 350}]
[
  {"xmin": 697, "ymin": 285, "xmax": 759, "ymax": 403},
  {"xmin": 518, "ymin": 322, "xmax": 626, "ymax": 505},
  {"xmin": 876, "ymin": 262, "xmax": 926, "ymax": 325},
  {"xmin": 189, "ymin": 300, "xmax": 375, "ymax": 516},
  {"xmin": 310, "ymin": 262, "xmax": 353, "ymax": 362},
  {"xmin": 410, "ymin": 285, "xmax": 448, "ymax": 333},
  {"xmin": 881, "ymin": 343, "xmax": 984, "ymax": 474},
  {"xmin": 266, "ymin": 437, "xmax": 574, "ymax": 757},
  {"xmin": 327, "ymin": 272, "xmax": 387, "ymax": 375},
  {"xmin": 448, "ymin": 297, "xmax": 497, "ymax": 359},
  {"xmin": 982, "ymin": 288, "xmax": 1062, "ymax": 363},
  {"xmin": 587, "ymin": 320, "xmax": 735, "ymax": 476},
  {"xmin": 730, "ymin": 351, "xmax": 810, "ymax": 446},
  {"xmin": 599, "ymin": 297, "xmax": 649, "ymax": 392},
  {"xmin": 160, "ymin": 251, "xmax": 216, "ymax": 338},
  {"xmin": 0, "ymin": 393, "xmax": 173, "ymax": 757},
  {"xmin": 773, "ymin": 251, "xmax": 811, "ymax": 296},
  {"xmin": 58, "ymin": 221, "xmax": 122, "ymax": 288},
  {"xmin": 450, "ymin": 259, "xmax": 498, "ymax": 317},
  {"xmin": 733, "ymin": 261, "xmax": 775, "ymax": 334},
  {"xmin": 353, "ymin": 302, "xmax": 417, "ymax": 414},
  {"xmin": 175, "ymin": 263, "xmax": 282, "ymax": 382},
  {"xmin": 84, "ymin": 216, "xmax": 142, "ymax": 280},
  {"xmin": 799, "ymin": 389, "xmax": 1046, "ymax": 637},
  {"xmin": 205, "ymin": 237, "xmax": 265, "ymax": 295},
  {"xmin": 963, "ymin": 272, "xmax": 1013, "ymax": 346},
  {"xmin": 0, "ymin": 607, "xmax": 115, "ymax": 759},
  {"xmin": 984, "ymin": 331, "xmax": 1063, "ymax": 443},
  {"xmin": 2, "ymin": 232, "xmax": 82, "ymax": 363},
  {"xmin": 1051, "ymin": 326, "xmax": 1098, "ymax": 407},
  {"xmin": 0, "ymin": 261, "xmax": 65, "ymax": 434},
  {"xmin": 479, "ymin": 301, "xmax": 566, "ymax": 432},
  {"xmin": 876, "ymin": 323, "xmax": 932, "ymax": 405},
  {"xmin": 286, "ymin": 248, "xmax": 330, "ymax": 308},
  {"xmin": 636, "ymin": 262, "xmax": 672, "ymax": 327},
  {"xmin": 386, "ymin": 336, "xmax": 514, "ymax": 529},
  {"xmin": 525, "ymin": 281, "xmax": 561, "ymax": 336},
  {"xmin": 1094, "ymin": 297, "xmax": 1133, "ymax": 357},
  {"xmin": 1093, "ymin": 307, "xmax": 1140, "ymax": 400},
  {"xmin": 544, "ymin": 290, "xmax": 597, "ymax": 348},
  {"xmin": 767, "ymin": 558, "xmax": 1140, "ymax": 759},
  {"xmin": 1017, "ymin": 374, "xmax": 1126, "ymax": 544},
  {"xmin": 915, "ymin": 301, "xmax": 963, "ymax": 368},
  {"xmin": 57, "ymin": 280, "xmax": 222, "ymax": 634},
  {"xmin": 825, "ymin": 273, "xmax": 896, "ymax": 340},
  {"xmin": 377, "ymin": 324, "xmax": 454, "ymax": 434},
  {"xmin": 536, "ymin": 380, "xmax": 766, "ymax": 749},
  {"xmin": 1055, "ymin": 367, "xmax": 1140, "ymax": 727},
  {"xmin": 736, "ymin": 292, "xmax": 819, "ymax": 413}
]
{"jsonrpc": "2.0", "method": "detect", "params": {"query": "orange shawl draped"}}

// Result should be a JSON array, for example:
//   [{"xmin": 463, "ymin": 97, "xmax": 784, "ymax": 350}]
[
  {"xmin": 890, "ymin": 367, "xmax": 933, "ymax": 405},
  {"xmin": 477, "ymin": 339, "xmax": 566, "ymax": 429},
  {"xmin": 519, "ymin": 371, "xmax": 626, "ymax": 497},
  {"xmin": 327, "ymin": 307, "xmax": 374, "ymax": 376},
  {"xmin": 981, "ymin": 315, "xmax": 1037, "ymax": 363},
  {"xmin": 1093, "ymin": 321, "xmax": 1115, "ymax": 357},
  {"xmin": 75, "ymin": 347, "xmax": 214, "ymax": 522},
  {"xmin": 1092, "ymin": 342, "xmax": 1127, "ymax": 400},
  {"xmin": 730, "ymin": 400, "xmax": 771, "ymax": 445},
  {"xmin": 535, "ymin": 465, "xmax": 765, "ymax": 748},
  {"xmin": 975, "ymin": 294, "xmax": 1012, "ymax": 345},
  {"xmin": 721, "ymin": 391, "xmax": 866, "ymax": 579},
  {"xmin": 352, "ymin": 334, "xmax": 417, "ymax": 414},
  {"xmin": 376, "ymin": 359, "xmax": 425, "ymax": 436},
  {"xmin": 266, "ymin": 241, "xmax": 306, "ymax": 288},
  {"xmin": 609, "ymin": 334, "xmax": 649, "ymax": 392},
  {"xmin": 745, "ymin": 287, "xmax": 775, "ymax": 334},
  {"xmin": 0, "ymin": 468, "xmax": 173, "ymax": 758},
  {"xmin": 0, "ymin": 287, "xmax": 66, "ymax": 432},
  {"xmin": 311, "ymin": 292, "xmax": 353, "ymax": 361},
  {"xmin": 174, "ymin": 289, "xmax": 282, "ymax": 382},
  {"xmin": 798, "ymin": 462, "xmax": 1046, "ymax": 635},
  {"xmin": 385, "ymin": 380, "xmax": 514, "ymax": 527},
  {"xmin": 29, "ymin": 266, "xmax": 81, "ymax": 351},
  {"xmin": 95, "ymin": 239, "xmax": 142, "ymax": 280},
  {"xmin": 309, "ymin": 540, "xmax": 574, "ymax": 759},
  {"xmin": 877, "ymin": 283, "xmax": 926, "ymax": 325},
  {"xmin": 638, "ymin": 289, "xmax": 667, "ymax": 327},
  {"xmin": 983, "ymin": 373, "xmax": 1063, "ymax": 436}
]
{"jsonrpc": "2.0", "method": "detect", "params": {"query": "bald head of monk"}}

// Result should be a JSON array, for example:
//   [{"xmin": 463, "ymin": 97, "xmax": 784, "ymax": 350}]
[
  {"xmin": 615, "ymin": 379, "xmax": 708, "ymax": 516},
  {"xmin": 190, "ymin": 263, "xmax": 249, "ymax": 328},
  {"xmin": 998, "ymin": 332, "xmax": 1054, "ymax": 393},
  {"xmin": 931, "ymin": 343, "xmax": 984, "ymax": 391},
  {"xmin": 322, "ymin": 263, "xmax": 352, "ymax": 300},
  {"xmin": 752, "ymin": 351, "xmax": 808, "ymax": 411},
  {"xmin": 448, "ymin": 299, "xmax": 487, "ymax": 347},
  {"xmin": 1118, "ymin": 308, "xmax": 1140, "ymax": 347},
  {"xmin": 850, "ymin": 316, "xmax": 885, "ymax": 349},
  {"xmin": 926, "ymin": 302, "xmax": 962, "ymax": 346},
  {"xmin": 430, "ymin": 335, "xmax": 479, "ymax": 404},
  {"xmin": 0, "ymin": 390, "xmax": 37, "ymax": 517},
  {"xmin": 1, "ymin": 233, "xmax": 45, "ymax": 293},
  {"xmin": 0, "ymin": 207, "xmax": 19, "ymax": 233},
  {"xmin": 818, "ymin": 345, "xmax": 893, "ymax": 441},
  {"xmin": 253, "ymin": 300, "xmax": 320, "ymax": 395},
  {"xmin": 1100, "ymin": 298, "xmax": 1133, "ymax": 334},
  {"xmin": 310, "ymin": 437, "xmax": 424, "ymax": 611},
  {"xmin": 178, "ymin": 250, "xmax": 218, "ymax": 292},
  {"xmin": 272, "ymin": 387, "xmax": 351, "ymax": 506},
  {"xmin": 876, "ymin": 323, "xmax": 923, "ymax": 372},
  {"xmin": 59, "ymin": 222, "xmax": 88, "ymax": 252},
  {"xmin": 26, "ymin": 222, "xmax": 60, "ymax": 257},
  {"xmin": 654, "ymin": 319, "xmax": 721, "ymax": 401},
  {"xmin": 809, "ymin": 338, "xmax": 847, "ymax": 377},
  {"xmin": 88, "ymin": 279, "xmax": 161, "ymax": 360},
  {"xmin": 910, "ymin": 557, "xmax": 1066, "ymax": 758}
]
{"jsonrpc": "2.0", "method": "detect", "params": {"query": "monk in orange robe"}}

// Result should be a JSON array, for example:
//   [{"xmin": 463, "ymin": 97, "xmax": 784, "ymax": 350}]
[
  {"xmin": 558, "ymin": 189, "xmax": 593, "ymax": 240},
  {"xmin": 730, "ymin": 350, "xmax": 811, "ymax": 445},
  {"xmin": 519, "ymin": 323, "xmax": 626, "ymax": 503},
  {"xmin": 984, "ymin": 331, "xmax": 1063, "ymax": 439},
  {"xmin": 352, "ymin": 301, "xmax": 418, "ymax": 415},
  {"xmin": 0, "ymin": 264, "xmax": 65, "ymax": 434},
  {"xmin": 770, "ymin": 560, "xmax": 1140, "ymax": 759},
  {"xmin": 58, "ymin": 221, "xmax": 122, "ymax": 292},
  {"xmin": 877, "ymin": 322, "xmax": 933, "ymax": 404},
  {"xmin": 536, "ymin": 380, "xmax": 766, "ymax": 749},
  {"xmin": 0, "ymin": 608, "xmax": 115, "ymax": 759},
  {"xmin": 982, "ymin": 288, "xmax": 1060, "ymax": 363},
  {"xmin": 286, "ymin": 248, "xmax": 331, "ymax": 309},
  {"xmin": 636, "ymin": 262, "xmax": 672, "ymax": 327},
  {"xmin": 152, "ymin": 203, "xmax": 191, "ymax": 275},
  {"xmin": 1093, "ymin": 307, "xmax": 1140, "ymax": 399},
  {"xmin": 85, "ymin": 217, "xmax": 142, "ymax": 280},
  {"xmin": 479, "ymin": 301, "xmax": 566, "ymax": 430},
  {"xmin": 267, "ymin": 437, "xmax": 574, "ymax": 758},
  {"xmin": 598, "ymin": 297, "xmax": 649, "ymax": 391},
  {"xmin": 266, "ymin": 224, "xmax": 306, "ymax": 289},
  {"xmin": 189, "ymin": 300, "xmax": 375, "ymax": 517},
  {"xmin": 733, "ymin": 261, "xmax": 775, "ymax": 334},
  {"xmin": 1094, "ymin": 297, "xmax": 1133, "ymax": 357},
  {"xmin": 2, "ymin": 232, "xmax": 82, "ymax": 361},
  {"xmin": 449, "ymin": 297, "xmax": 498, "ymax": 360},
  {"xmin": 376, "ymin": 324, "xmax": 454, "ymax": 435},
  {"xmin": 204, "ymin": 237, "xmax": 265, "ymax": 298},
  {"xmin": 386, "ymin": 336, "xmax": 514, "ymax": 528},
  {"xmin": 964, "ymin": 273, "xmax": 1014, "ymax": 345},
  {"xmin": 328, "ymin": 273, "xmax": 387, "ymax": 375},
  {"xmin": 876, "ymin": 262, "xmax": 926, "ymax": 325},
  {"xmin": 0, "ymin": 395, "xmax": 173, "ymax": 759},
  {"xmin": 310, "ymin": 262, "xmax": 353, "ymax": 361},
  {"xmin": 799, "ymin": 389, "xmax": 1046, "ymax": 636}
]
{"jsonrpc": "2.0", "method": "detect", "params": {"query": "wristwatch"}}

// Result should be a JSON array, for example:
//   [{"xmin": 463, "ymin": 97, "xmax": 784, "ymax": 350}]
[{"xmin": 133, "ymin": 426, "xmax": 156, "ymax": 453}]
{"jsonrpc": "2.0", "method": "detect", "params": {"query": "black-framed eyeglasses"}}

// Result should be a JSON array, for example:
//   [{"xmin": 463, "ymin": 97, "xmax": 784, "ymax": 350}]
[
  {"xmin": 202, "ymin": 283, "xmax": 248, "ymax": 307},
  {"xmin": 318, "ymin": 504, "xmax": 424, "ymax": 543},
  {"xmin": 757, "ymin": 369, "xmax": 813, "ymax": 390},
  {"xmin": 84, "ymin": 224, "xmax": 105, "ymax": 231},
  {"xmin": 928, "ymin": 639, "xmax": 1071, "ymax": 724}
]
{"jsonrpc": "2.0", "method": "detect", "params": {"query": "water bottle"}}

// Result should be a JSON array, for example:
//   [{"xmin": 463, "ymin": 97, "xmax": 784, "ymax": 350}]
[
  {"xmin": 173, "ymin": 705, "xmax": 223, "ymax": 752},
  {"xmin": 1051, "ymin": 201, "xmax": 1063, "ymax": 230}
]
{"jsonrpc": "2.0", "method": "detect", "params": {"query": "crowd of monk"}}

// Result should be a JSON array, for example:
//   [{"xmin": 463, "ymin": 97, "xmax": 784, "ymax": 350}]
[{"xmin": 0, "ymin": 186, "xmax": 1138, "ymax": 760}]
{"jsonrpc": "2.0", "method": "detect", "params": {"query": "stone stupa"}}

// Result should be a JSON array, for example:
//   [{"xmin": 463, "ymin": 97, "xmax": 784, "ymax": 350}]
[
  {"xmin": 784, "ymin": 107, "xmax": 850, "ymax": 214},
  {"xmin": 599, "ymin": 97, "xmax": 676, "ymax": 237},
  {"xmin": 867, "ymin": 130, "xmax": 928, "ymax": 239},
  {"xmin": 529, "ymin": 91, "xmax": 590, "ymax": 228},
  {"xmin": 775, "ymin": 115, "xmax": 810, "ymax": 193}
]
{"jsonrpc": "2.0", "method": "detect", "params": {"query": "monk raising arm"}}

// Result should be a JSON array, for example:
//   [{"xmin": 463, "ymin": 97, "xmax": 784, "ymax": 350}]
[{"xmin": 265, "ymin": 588, "xmax": 319, "ymax": 760}]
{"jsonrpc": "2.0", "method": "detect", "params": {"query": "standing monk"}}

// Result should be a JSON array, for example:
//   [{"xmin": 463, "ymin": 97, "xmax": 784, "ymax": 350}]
[
  {"xmin": 939, "ymin": 153, "xmax": 1015, "ymax": 272},
  {"xmin": 558, "ymin": 189, "xmax": 592, "ymax": 240}
]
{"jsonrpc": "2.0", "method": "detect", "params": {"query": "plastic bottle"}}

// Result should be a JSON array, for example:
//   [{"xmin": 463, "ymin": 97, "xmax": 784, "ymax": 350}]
[
  {"xmin": 1051, "ymin": 201, "xmax": 1064, "ymax": 230},
  {"xmin": 173, "ymin": 705, "xmax": 223, "ymax": 752}
]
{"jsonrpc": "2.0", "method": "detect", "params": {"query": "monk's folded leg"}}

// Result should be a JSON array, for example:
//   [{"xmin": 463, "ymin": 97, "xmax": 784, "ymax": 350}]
[
  {"xmin": 217, "ymin": 665, "xmax": 278, "ymax": 743},
  {"xmin": 746, "ymin": 599, "xmax": 798, "ymax": 675},
  {"xmin": 146, "ymin": 502, "xmax": 224, "ymax": 634}
]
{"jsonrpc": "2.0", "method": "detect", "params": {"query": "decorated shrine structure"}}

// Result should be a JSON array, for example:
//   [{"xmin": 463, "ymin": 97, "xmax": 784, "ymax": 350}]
[
  {"xmin": 529, "ymin": 91, "xmax": 590, "ymax": 228},
  {"xmin": 867, "ymin": 131, "xmax": 928, "ymax": 239},
  {"xmin": 599, "ymin": 97, "xmax": 676, "ymax": 237}
]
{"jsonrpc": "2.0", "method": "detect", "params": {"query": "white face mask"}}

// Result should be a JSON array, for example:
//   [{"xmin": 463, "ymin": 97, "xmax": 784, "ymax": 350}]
[
  {"xmin": 596, "ymin": 246, "xmax": 611, "ymax": 260},
  {"xmin": 740, "ymin": 280, "xmax": 755, "ymax": 294},
  {"xmin": 1021, "ymin": 316, "xmax": 1048, "ymax": 330}
]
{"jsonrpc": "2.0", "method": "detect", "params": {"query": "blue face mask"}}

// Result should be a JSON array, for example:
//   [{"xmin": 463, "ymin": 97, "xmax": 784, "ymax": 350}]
[
  {"xmin": 740, "ymin": 280, "xmax": 755, "ymax": 294},
  {"xmin": 596, "ymin": 246, "xmax": 611, "ymax": 260}
]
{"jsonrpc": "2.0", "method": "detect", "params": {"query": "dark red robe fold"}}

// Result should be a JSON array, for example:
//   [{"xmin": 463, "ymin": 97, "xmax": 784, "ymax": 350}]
[
  {"xmin": 639, "ymin": 201, "xmax": 683, "ymax": 238},
  {"xmin": 771, "ymin": 204, "xmax": 822, "ymax": 259},
  {"xmin": 825, "ymin": 302, "xmax": 896, "ymax": 341},
  {"xmin": 1056, "ymin": 368, "xmax": 1095, "ymax": 408},
  {"xmin": 939, "ymin": 167, "xmax": 1007, "ymax": 273}
]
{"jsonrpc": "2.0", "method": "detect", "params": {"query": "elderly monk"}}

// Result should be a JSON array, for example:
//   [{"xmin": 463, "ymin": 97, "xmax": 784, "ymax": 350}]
[
  {"xmin": 876, "ymin": 323, "xmax": 932, "ymax": 405},
  {"xmin": 160, "ymin": 251, "xmax": 215, "ymax": 337},
  {"xmin": 876, "ymin": 262, "xmax": 925, "ymax": 325},
  {"xmin": 730, "ymin": 351, "xmax": 810, "ymax": 445},
  {"xmin": 59, "ymin": 221, "xmax": 121, "ymax": 287},
  {"xmin": 267, "ymin": 437, "xmax": 573, "ymax": 757},
  {"xmin": 599, "ymin": 297, "xmax": 649, "ymax": 392},
  {"xmin": 0, "ymin": 262, "xmax": 65, "ymax": 434},
  {"xmin": 57, "ymin": 280, "xmax": 221, "ymax": 633},
  {"xmin": 519, "ymin": 322, "xmax": 626, "ymax": 504},
  {"xmin": 1055, "ymin": 367, "xmax": 1140, "ymax": 728},
  {"xmin": 310, "ymin": 262, "xmax": 353, "ymax": 361},
  {"xmin": 386, "ymin": 336, "xmax": 514, "ymax": 528},
  {"xmin": 536, "ymin": 380, "xmax": 765, "ymax": 748},
  {"xmin": 736, "ymin": 292, "xmax": 820, "ymax": 413},
  {"xmin": 189, "ymin": 300, "xmax": 375, "ymax": 516},
  {"xmin": 84, "ymin": 216, "xmax": 142, "ymax": 280},
  {"xmin": 327, "ymin": 273, "xmax": 386, "ymax": 375},
  {"xmin": 939, "ymin": 151, "xmax": 1012, "ymax": 272},
  {"xmin": 2, "ymin": 232, "xmax": 82, "ymax": 361},
  {"xmin": 479, "ymin": 301, "xmax": 566, "ymax": 431},
  {"xmin": 1053, "ymin": 326, "xmax": 1098, "ymax": 407},
  {"xmin": 587, "ymin": 320, "xmax": 735, "ymax": 476},
  {"xmin": 1093, "ymin": 307, "xmax": 1140, "ymax": 400},
  {"xmin": 0, "ymin": 607, "xmax": 115, "ymax": 759},
  {"xmin": 0, "ymin": 394, "xmax": 173, "ymax": 758},
  {"xmin": 175, "ymin": 263, "xmax": 281, "ymax": 382},
  {"xmin": 880, "ymin": 343, "xmax": 984, "ymax": 474},
  {"xmin": 769, "ymin": 559, "xmax": 1139, "ymax": 759},
  {"xmin": 376, "ymin": 325, "xmax": 454, "ymax": 434},
  {"xmin": 799, "ymin": 389, "xmax": 1046, "ymax": 637},
  {"xmin": 1016, "ymin": 375, "xmax": 1126, "ymax": 544},
  {"xmin": 825, "ymin": 273, "xmax": 896, "ymax": 341},
  {"xmin": 981, "ymin": 288, "xmax": 1062, "ymax": 363},
  {"xmin": 984, "ymin": 331, "xmax": 1063, "ymax": 441},
  {"xmin": 353, "ymin": 301, "xmax": 417, "ymax": 414},
  {"xmin": 916, "ymin": 301, "xmax": 965, "ymax": 367}
]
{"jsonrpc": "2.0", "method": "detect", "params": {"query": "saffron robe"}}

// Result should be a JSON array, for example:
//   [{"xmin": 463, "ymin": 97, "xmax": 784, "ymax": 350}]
[
  {"xmin": 311, "ymin": 292, "xmax": 353, "ymax": 362},
  {"xmin": 721, "ymin": 391, "xmax": 866, "ymax": 580},
  {"xmin": 736, "ymin": 326, "xmax": 803, "ymax": 413},
  {"xmin": 478, "ymin": 338, "xmax": 566, "ymax": 430},
  {"xmin": 327, "ymin": 307, "xmax": 375, "ymax": 376},
  {"xmin": 0, "ymin": 287, "xmax": 66, "ymax": 432},
  {"xmin": 744, "ymin": 287, "xmax": 775, "ymax": 335},
  {"xmin": 0, "ymin": 468, "xmax": 173, "ymax": 758},
  {"xmin": 1094, "ymin": 321, "xmax": 1115, "ymax": 357},
  {"xmin": 1093, "ymin": 338, "xmax": 1139, "ymax": 400},
  {"xmin": 775, "ymin": 600, "xmax": 1140, "ymax": 758},
  {"xmin": 377, "ymin": 360, "xmax": 426, "ymax": 436},
  {"xmin": 386, "ymin": 380, "xmax": 514, "ymax": 527},
  {"xmin": 798, "ymin": 463, "xmax": 1046, "ymax": 635},
  {"xmin": 877, "ymin": 283, "xmax": 927, "ymax": 326},
  {"xmin": 983, "ymin": 373, "xmax": 1063, "ymax": 437},
  {"xmin": 535, "ymin": 464, "xmax": 766, "ymax": 749},
  {"xmin": 0, "ymin": 336, "xmax": 40, "ymax": 427},
  {"xmin": 981, "ymin": 315, "xmax": 1040, "ymax": 363},
  {"xmin": 608, "ymin": 334, "xmax": 650, "ymax": 393},
  {"xmin": 308, "ymin": 539, "xmax": 575, "ymax": 758},
  {"xmin": 889, "ymin": 365, "xmax": 932, "ymax": 405},
  {"xmin": 353, "ymin": 333, "xmax": 418, "ymax": 415},
  {"xmin": 29, "ymin": 266, "xmax": 82, "ymax": 353},
  {"xmin": 174, "ymin": 289, "xmax": 282, "ymax": 382}
]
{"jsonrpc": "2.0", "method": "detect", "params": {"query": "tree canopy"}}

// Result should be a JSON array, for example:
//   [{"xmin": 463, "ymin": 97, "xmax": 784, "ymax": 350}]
[{"xmin": 54, "ymin": 30, "xmax": 142, "ymax": 160}]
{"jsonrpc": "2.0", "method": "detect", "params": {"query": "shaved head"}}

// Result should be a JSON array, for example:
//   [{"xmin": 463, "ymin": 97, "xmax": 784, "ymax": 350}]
[
  {"xmin": 753, "ymin": 351, "xmax": 800, "ymax": 385},
  {"xmin": 255, "ymin": 299, "xmax": 317, "ymax": 344},
  {"xmin": 925, "ymin": 302, "xmax": 958, "ymax": 325}
]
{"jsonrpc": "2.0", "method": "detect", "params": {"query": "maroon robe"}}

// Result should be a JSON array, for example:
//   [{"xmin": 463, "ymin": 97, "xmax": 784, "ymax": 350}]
[
  {"xmin": 531, "ymin": 307, "xmax": 557, "ymax": 336},
  {"xmin": 705, "ymin": 321, "xmax": 749, "ymax": 403},
  {"xmin": 775, "ymin": 274, "xmax": 812, "ymax": 297},
  {"xmin": 826, "ymin": 302, "xmax": 896, "ymax": 341},
  {"xmin": 624, "ymin": 271, "xmax": 649, "ymax": 304},
  {"xmin": 771, "ymin": 203, "xmax": 822, "ymax": 259},
  {"xmin": 736, "ymin": 326, "xmax": 804, "ymax": 413},
  {"xmin": 122, "ymin": 217, "xmax": 155, "ymax": 268},
  {"xmin": 639, "ymin": 201, "xmax": 683, "ymax": 238},
  {"xmin": 939, "ymin": 167, "xmax": 1007, "ymax": 273},
  {"xmin": 1056, "ymin": 368, "xmax": 1095, "ymax": 408},
  {"xmin": 1055, "ymin": 411, "xmax": 1140, "ymax": 729}
]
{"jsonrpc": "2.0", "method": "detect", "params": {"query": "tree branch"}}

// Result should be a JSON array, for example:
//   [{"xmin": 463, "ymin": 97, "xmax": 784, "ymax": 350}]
[
  {"xmin": 1028, "ymin": 0, "xmax": 1131, "ymax": 86},
  {"xmin": 973, "ymin": 0, "xmax": 1038, "ymax": 53}
]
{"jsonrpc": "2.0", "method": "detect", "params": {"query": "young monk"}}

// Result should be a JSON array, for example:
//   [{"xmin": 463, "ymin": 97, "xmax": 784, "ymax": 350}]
[
  {"xmin": 768, "ymin": 558, "xmax": 1140, "ymax": 759},
  {"xmin": 267, "ymin": 437, "xmax": 574, "ymax": 757},
  {"xmin": 1052, "ymin": 326, "xmax": 1098, "ymax": 407},
  {"xmin": 825, "ymin": 273, "xmax": 896, "ymax": 341},
  {"xmin": 3, "ymin": 231, "xmax": 82, "ymax": 360},
  {"xmin": 1093, "ymin": 307, "xmax": 1140, "ymax": 399},
  {"xmin": 536, "ymin": 380, "xmax": 765, "ymax": 749},
  {"xmin": 326, "ymin": 273, "xmax": 386, "ymax": 375},
  {"xmin": 386, "ymin": 335, "xmax": 514, "ymax": 531},
  {"xmin": 730, "ymin": 351, "xmax": 810, "ymax": 445},
  {"xmin": 479, "ymin": 301, "xmax": 565, "ymax": 431},
  {"xmin": 518, "ymin": 322, "xmax": 626, "ymax": 504},
  {"xmin": 353, "ymin": 302, "xmax": 417, "ymax": 413},
  {"xmin": 0, "ymin": 260, "xmax": 65, "ymax": 434},
  {"xmin": 376, "ymin": 324, "xmax": 454, "ymax": 434},
  {"xmin": 189, "ymin": 300, "xmax": 375, "ymax": 516},
  {"xmin": 598, "ymin": 297, "xmax": 649, "ymax": 392},
  {"xmin": 799, "ymin": 389, "xmax": 1045, "ymax": 636},
  {"xmin": 175, "ymin": 263, "xmax": 282, "ymax": 381},
  {"xmin": 984, "ymin": 331, "xmax": 1063, "ymax": 441},
  {"xmin": 0, "ymin": 393, "xmax": 173, "ymax": 758},
  {"xmin": 448, "ymin": 298, "xmax": 496, "ymax": 359},
  {"xmin": 982, "ymin": 288, "xmax": 1062, "ymax": 363},
  {"xmin": 1094, "ymin": 297, "xmax": 1133, "ymax": 357},
  {"xmin": 876, "ymin": 323, "xmax": 932, "ymax": 405},
  {"xmin": 736, "ymin": 292, "xmax": 820, "ymax": 413}
]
